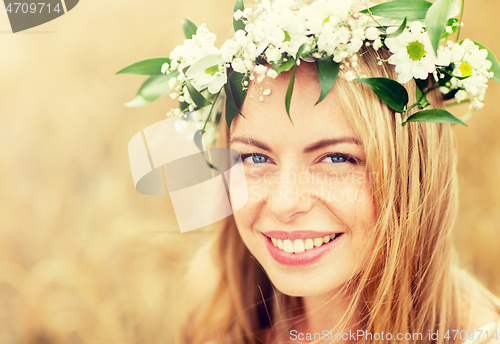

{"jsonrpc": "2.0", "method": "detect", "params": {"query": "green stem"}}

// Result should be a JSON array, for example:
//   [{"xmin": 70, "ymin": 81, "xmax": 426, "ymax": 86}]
[
  {"xmin": 455, "ymin": 0, "xmax": 465, "ymax": 43},
  {"xmin": 367, "ymin": 9, "xmax": 385, "ymax": 30},
  {"xmin": 403, "ymin": 102, "xmax": 419, "ymax": 121},
  {"xmin": 202, "ymin": 91, "xmax": 220, "ymax": 133}
]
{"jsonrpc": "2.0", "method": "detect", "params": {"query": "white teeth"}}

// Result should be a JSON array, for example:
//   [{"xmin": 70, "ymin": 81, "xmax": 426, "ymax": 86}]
[
  {"xmin": 314, "ymin": 238, "xmax": 323, "ymax": 247},
  {"xmin": 270, "ymin": 234, "xmax": 341, "ymax": 253},
  {"xmin": 293, "ymin": 239, "xmax": 305, "ymax": 253},
  {"xmin": 305, "ymin": 238, "xmax": 314, "ymax": 250}
]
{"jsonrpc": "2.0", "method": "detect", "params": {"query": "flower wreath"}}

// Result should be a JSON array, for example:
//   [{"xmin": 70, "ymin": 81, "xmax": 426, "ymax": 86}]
[{"xmin": 118, "ymin": 0, "xmax": 500, "ymax": 143}]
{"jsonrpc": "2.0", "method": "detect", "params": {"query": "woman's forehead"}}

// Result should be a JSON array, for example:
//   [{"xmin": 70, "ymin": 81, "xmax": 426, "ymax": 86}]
[{"xmin": 230, "ymin": 65, "xmax": 358, "ymax": 149}]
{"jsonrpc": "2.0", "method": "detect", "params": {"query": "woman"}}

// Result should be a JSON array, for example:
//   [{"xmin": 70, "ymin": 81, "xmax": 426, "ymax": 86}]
[
  {"xmin": 123, "ymin": 0, "xmax": 500, "ymax": 342},
  {"xmin": 181, "ymin": 47, "xmax": 500, "ymax": 343}
]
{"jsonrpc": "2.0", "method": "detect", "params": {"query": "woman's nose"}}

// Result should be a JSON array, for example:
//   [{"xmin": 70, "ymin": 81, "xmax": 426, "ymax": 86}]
[{"xmin": 265, "ymin": 170, "xmax": 315, "ymax": 223}]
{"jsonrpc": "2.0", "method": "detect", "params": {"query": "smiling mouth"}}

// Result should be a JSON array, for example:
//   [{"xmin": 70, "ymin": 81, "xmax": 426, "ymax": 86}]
[{"xmin": 266, "ymin": 233, "xmax": 344, "ymax": 254}]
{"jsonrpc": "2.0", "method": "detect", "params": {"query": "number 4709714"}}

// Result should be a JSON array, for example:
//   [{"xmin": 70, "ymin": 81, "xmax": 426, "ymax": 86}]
[{"xmin": 5, "ymin": 3, "xmax": 61, "ymax": 14}]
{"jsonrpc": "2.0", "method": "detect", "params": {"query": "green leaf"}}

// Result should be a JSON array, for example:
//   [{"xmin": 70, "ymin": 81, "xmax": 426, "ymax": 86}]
[
  {"xmin": 229, "ymin": 71, "xmax": 248, "ymax": 109},
  {"xmin": 182, "ymin": 18, "xmax": 197, "ymax": 39},
  {"xmin": 225, "ymin": 72, "xmax": 248, "ymax": 131},
  {"xmin": 280, "ymin": 44, "xmax": 309, "ymax": 123},
  {"xmin": 356, "ymin": 77, "xmax": 409, "ymax": 113},
  {"xmin": 425, "ymin": 0, "xmax": 451, "ymax": 55},
  {"xmin": 361, "ymin": 0, "xmax": 432, "ymax": 20},
  {"xmin": 442, "ymin": 18, "xmax": 459, "ymax": 38},
  {"xmin": 224, "ymin": 84, "xmax": 238, "ymax": 131},
  {"xmin": 384, "ymin": 17, "xmax": 407, "ymax": 38},
  {"xmin": 272, "ymin": 55, "xmax": 296, "ymax": 74},
  {"xmin": 403, "ymin": 109, "xmax": 467, "ymax": 126},
  {"xmin": 473, "ymin": 42, "xmax": 500, "ymax": 83},
  {"xmin": 315, "ymin": 57, "xmax": 339, "ymax": 105},
  {"xmin": 125, "ymin": 72, "xmax": 179, "ymax": 107},
  {"xmin": 296, "ymin": 43, "xmax": 309, "ymax": 60},
  {"xmin": 233, "ymin": 0, "xmax": 245, "ymax": 32},
  {"xmin": 185, "ymin": 79, "xmax": 211, "ymax": 108},
  {"xmin": 116, "ymin": 58, "xmax": 170, "ymax": 75},
  {"xmin": 415, "ymin": 78, "xmax": 431, "ymax": 109},
  {"xmin": 285, "ymin": 66, "xmax": 296, "ymax": 124},
  {"xmin": 416, "ymin": 88, "xmax": 431, "ymax": 109},
  {"xmin": 186, "ymin": 54, "xmax": 225, "ymax": 78}
]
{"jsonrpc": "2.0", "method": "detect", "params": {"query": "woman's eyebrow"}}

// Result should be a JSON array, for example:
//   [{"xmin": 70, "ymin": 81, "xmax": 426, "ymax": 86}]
[
  {"xmin": 229, "ymin": 137, "xmax": 273, "ymax": 152},
  {"xmin": 303, "ymin": 138, "xmax": 362, "ymax": 153},
  {"xmin": 229, "ymin": 137, "xmax": 361, "ymax": 153}
]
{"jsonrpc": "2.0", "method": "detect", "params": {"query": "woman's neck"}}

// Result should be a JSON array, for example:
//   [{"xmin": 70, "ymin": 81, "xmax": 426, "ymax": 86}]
[{"xmin": 293, "ymin": 288, "xmax": 361, "ymax": 343}]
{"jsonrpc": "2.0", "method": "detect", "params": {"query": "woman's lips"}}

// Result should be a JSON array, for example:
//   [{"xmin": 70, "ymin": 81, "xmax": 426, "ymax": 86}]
[{"xmin": 262, "ymin": 232, "xmax": 344, "ymax": 266}]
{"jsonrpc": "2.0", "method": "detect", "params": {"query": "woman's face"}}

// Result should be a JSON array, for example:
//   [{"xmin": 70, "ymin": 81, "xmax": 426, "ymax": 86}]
[{"xmin": 229, "ymin": 63, "xmax": 377, "ymax": 297}]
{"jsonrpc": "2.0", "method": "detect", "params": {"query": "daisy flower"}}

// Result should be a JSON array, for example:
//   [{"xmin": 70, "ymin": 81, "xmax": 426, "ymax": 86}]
[
  {"xmin": 450, "ymin": 39, "xmax": 492, "ymax": 96},
  {"xmin": 385, "ymin": 21, "xmax": 437, "ymax": 83}
]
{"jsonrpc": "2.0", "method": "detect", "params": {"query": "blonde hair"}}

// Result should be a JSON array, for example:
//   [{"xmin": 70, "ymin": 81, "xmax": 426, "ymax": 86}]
[{"xmin": 179, "ymin": 42, "xmax": 500, "ymax": 344}]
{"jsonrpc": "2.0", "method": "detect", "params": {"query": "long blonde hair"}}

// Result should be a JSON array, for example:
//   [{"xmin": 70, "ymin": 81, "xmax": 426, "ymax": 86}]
[{"xmin": 180, "ymin": 46, "xmax": 500, "ymax": 344}]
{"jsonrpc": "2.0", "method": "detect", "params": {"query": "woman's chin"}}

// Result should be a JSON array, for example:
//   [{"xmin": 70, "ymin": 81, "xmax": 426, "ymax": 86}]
[
  {"xmin": 264, "ymin": 267, "xmax": 347, "ymax": 297},
  {"xmin": 272, "ymin": 282, "xmax": 332, "ymax": 297}
]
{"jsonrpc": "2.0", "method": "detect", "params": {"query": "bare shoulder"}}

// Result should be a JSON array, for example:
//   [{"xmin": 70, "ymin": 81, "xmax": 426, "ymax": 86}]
[{"xmin": 463, "ymin": 307, "xmax": 500, "ymax": 344}]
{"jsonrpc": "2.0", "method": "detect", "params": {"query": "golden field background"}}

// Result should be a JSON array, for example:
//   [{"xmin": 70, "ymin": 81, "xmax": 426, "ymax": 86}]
[{"xmin": 0, "ymin": 0, "xmax": 500, "ymax": 343}]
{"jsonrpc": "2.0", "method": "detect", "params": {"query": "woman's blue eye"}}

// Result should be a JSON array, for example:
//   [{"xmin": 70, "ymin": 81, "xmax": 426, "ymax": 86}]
[
  {"xmin": 244, "ymin": 154, "xmax": 268, "ymax": 164},
  {"xmin": 324, "ymin": 155, "xmax": 348, "ymax": 163}
]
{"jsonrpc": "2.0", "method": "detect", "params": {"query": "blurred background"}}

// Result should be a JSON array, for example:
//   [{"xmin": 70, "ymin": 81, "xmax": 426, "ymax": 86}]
[{"xmin": 0, "ymin": 0, "xmax": 499, "ymax": 343}]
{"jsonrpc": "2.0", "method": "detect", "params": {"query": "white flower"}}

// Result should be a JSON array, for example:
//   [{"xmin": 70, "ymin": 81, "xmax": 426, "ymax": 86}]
[
  {"xmin": 373, "ymin": 38, "xmax": 382, "ymax": 51},
  {"xmin": 435, "ymin": 43, "xmax": 453, "ymax": 67},
  {"xmin": 169, "ymin": 24, "xmax": 227, "ymax": 94},
  {"xmin": 470, "ymin": 90, "xmax": 486, "ymax": 109},
  {"xmin": 254, "ymin": 64, "xmax": 268, "ymax": 75},
  {"xmin": 248, "ymin": 0, "xmax": 309, "ymax": 60},
  {"xmin": 445, "ymin": 39, "xmax": 492, "ymax": 97},
  {"xmin": 299, "ymin": 0, "xmax": 374, "ymax": 63},
  {"xmin": 455, "ymin": 90, "xmax": 468, "ymax": 102},
  {"xmin": 365, "ymin": 26, "xmax": 380, "ymax": 41},
  {"xmin": 192, "ymin": 63, "xmax": 228, "ymax": 94},
  {"xmin": 161, "ymin": 62, "xmax": 170, "ymax": 74},
  {"xmin": 439, "ymin": 39, "xmax": 492, "ymax": 113},
  {"xmin": 233, "ymin": 10, "xmax": 244, "ymax": 21},
  {"xmin": 298, "ymin": 0, "xmax": 353, "ymax": 36},
  {"xmin": 170, "ymin": 24, "xmax": 219, "ymax": 69},
  {"xmin": 168, "ymin": 77, "xmax": 177, "ymax": 89},
  {"xmin": 452, "ymin": 39, "xmax": 491, "ymax": 73},
  {"xmin": 265, "ymin": 45, "xmax": 283, "ymax": 62},
  {"xmin": 344, "ymin": 70, "xmax": 357, "ymax": 81},
  {"xmin": 267, "ymin": 69, "xmax": 279, "ymax": 78},
  {"xmin": 385, "ymin": 21, "xmax": 437, "ymax": 83},
  {"xmin": 232, "ymin": 58, "xmax": 247, "ymax": 74},
  {"xmin": 220, "ymin": 39, "xmax": 239, "ymax": 62}
]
